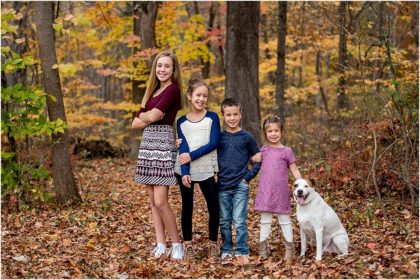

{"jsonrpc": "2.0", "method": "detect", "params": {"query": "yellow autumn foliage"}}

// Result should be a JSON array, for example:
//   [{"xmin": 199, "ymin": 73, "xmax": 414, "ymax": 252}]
[{"xmin": 67, "ymin": 114, "xmax": 114, "ymax": 129}]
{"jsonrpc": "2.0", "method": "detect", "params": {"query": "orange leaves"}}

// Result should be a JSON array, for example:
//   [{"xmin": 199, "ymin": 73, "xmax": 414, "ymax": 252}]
[
  {"xmin": 123, "ymin": 34, "xmax": 140, "ymax": 46},
  {"xmin": 67, "ymin": 114, "xmax": 114, "ymax": 129},
  {"xmin": 62, "ymin": 238, "xmax": 72, "ymax": 247},
  {"xmin": 85, "ymin": 238, "xmax": 96, "ymax": 250},
  {"xmin": 2, "ymin": 158, "xmax": 419, "ymax": 278},
  {"xmin": 96, "ymin": 68, "xmax": 116, "ymax": 76},
  {"xmin": 367, "ymin": 242, "xmax": 377, "ymax": 250}
]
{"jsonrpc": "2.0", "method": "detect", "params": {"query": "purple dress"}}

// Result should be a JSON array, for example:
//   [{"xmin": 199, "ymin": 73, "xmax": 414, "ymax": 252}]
[{"xmin": 255, "ymin": 145, "xmax": 296, "ymax": 214}]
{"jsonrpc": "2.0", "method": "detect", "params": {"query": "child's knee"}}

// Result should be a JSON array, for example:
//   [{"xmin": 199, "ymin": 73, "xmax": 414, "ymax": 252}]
[
  {"xmin": 260, "ymin": 212, "xmax": 272, "ymax": 224},
  {"xmin": 153, "ymin": 198, "xmax": 168, "ymax": 209},
  {"xmin": 277, "ymin": 214, "xmax": 292, "ymax": 226},
  {"xmin": 233, "ymin": 218, "xmax": 247, "ymax": 230}
]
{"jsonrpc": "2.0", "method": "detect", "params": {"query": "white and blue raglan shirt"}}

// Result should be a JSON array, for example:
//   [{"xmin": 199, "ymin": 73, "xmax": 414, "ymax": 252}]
[{"xmin": 174, "ymin": 111, "xmax": 220, "ymax": 181}]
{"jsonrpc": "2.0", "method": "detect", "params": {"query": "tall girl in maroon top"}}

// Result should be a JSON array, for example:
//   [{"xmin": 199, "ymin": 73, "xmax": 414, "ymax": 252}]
[{"xmin": 132, "ymin": 51, "xmax": 184, "ymax": 260}]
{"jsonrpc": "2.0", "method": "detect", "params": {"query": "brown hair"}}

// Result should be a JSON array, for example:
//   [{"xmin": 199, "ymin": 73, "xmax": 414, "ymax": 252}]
[
  {"xmin": 141, "ymin": 51, "xmax": 183, "ymax": 108},
  {"xmin": 221, "ymin": 97, "xmax": 241, "ymax": 114},
  {"xmin": 262, "ymin": 115, "xmax": 284, "ymax": 140},
  {"xmin": 187, "ymin": 79, "xmax": 208, "ymax": 96}
]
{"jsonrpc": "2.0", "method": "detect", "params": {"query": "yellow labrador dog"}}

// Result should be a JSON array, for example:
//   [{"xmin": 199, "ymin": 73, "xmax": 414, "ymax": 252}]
[{"xmin": 293, "ymin": 179, "xmax": 349, "ymax": 261}]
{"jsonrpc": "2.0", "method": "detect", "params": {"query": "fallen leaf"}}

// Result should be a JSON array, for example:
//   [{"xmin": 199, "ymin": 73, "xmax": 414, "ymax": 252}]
[
  {"xmin": 63, "ymin": 238, "xmax": 72, "ymax": 247},
  {"xmin": 88, "ymin": 222, "xmax": 97, "ymax": 229},
  {"xmin": 367, "ymin": 243, "xmax": 376, "ymax": 249},
  {"xmin": 12, "ymin": 255, "xmax": 29, "ymax": 263},
  {"xmin": 86, "ymin": 238, "xmax": 96, "ymax": 249}
]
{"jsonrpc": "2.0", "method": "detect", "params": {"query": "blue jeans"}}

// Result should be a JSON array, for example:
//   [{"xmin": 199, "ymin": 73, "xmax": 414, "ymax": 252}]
[{"xmin": 219, "ymin": 181, "xmax": 249, "ymax": 256}]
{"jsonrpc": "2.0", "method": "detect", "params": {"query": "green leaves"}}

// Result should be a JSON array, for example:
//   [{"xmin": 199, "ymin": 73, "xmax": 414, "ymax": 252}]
[
  {"xmin": 1, "ymin": 83, "xmax": 68, "ymax": 138},
  {"xmin": 1, "ymin": 9, "xmax": 18, "ymax": 35},
  {"xmin": 52, "ymin": 23, "xmax": 63, "ymax": 32},
  {"xmin": 1, "ymin": 43, "xmax": 68, "ymax": 206},
  {"xmin": 1, "ymin": 50, "xmax": 35, "ymax": 74},
  {"xmin": 51, "ymin": 63, "xmax": 78, "ymax": 77}
]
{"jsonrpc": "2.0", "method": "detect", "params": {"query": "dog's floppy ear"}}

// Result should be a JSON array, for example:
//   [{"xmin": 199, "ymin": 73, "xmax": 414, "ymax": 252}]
[{"xmin": 309, "ymin": 178, "xmax": 315, "ymax": 187}]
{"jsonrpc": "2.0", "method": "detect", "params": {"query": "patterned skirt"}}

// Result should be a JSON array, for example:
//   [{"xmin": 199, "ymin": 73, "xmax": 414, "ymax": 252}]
[{"xmin": 134, "ymin": 125, "xmax": 177, "ymax": 186}]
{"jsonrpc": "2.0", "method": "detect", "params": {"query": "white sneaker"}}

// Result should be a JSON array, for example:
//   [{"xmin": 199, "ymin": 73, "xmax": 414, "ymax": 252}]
[
  {"xmin": 221, "ymin": 252, "xmax": 233, "ymax": 264},
  {"xmin": 167, "ymin": 243, "xmax": 184, "ymax": 260},
  {"xmin": 221, "ymin": 252, "xmax": 233, "ymax": 259},
  {"xmin": 152, "ymin": 243, "xmax": 166, "ymax": 258}
]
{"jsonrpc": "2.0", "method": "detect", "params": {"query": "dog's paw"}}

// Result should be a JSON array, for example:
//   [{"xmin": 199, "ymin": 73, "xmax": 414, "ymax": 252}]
[{"xmin": 337, "ymin": 253, "xmax": 347, "ymax": 259}]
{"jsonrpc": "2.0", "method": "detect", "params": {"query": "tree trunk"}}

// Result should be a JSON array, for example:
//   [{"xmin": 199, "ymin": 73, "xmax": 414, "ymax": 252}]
[
  {"xmin": 34, "ymin": 2, "xmax": 81, "ymax": 205},
  {"xmin": 1, "ymin": 2, "xmax": 29, "ymax": 162},
  {"xmin": 336, "ymin": 1, "xmax": 348, "ymax": 112},
  {"xmin": 316, "ymin": 51, "xmax": 330, "ymax": 116},
  {"xmin": 202, "ymin": 1, "xmax": 217, "ymax": 78},
  {"xmin": 216, "ymin": 2, "xmax": 225, "ymax": 76},
  {"xmin": 226, "ymin": 1, "xmax": 261, "ymax": 145},
  {"xmin": 411, "ymin": 2, "xmax": 419, "ymax": 50},
  {"xmin": 325, "ymin": 52, "xmax": 331, "ymax": 79},
  {"xmin": 261, "ymin": 13, "xmax": 271, "ymax": 60},
  {"xmin": 375, "ymin": 1, "xmax": 385, "ymax": 94},
  {"xmin": 130, "ymin": 1, "xmax": 159, "ymax": 159},
  {"xmin": 276, "ymin": 1, "xmax": 287, "ymax": 120},
  {"xmin": 132, "ymin": 1, "xmax": 158, "ymax": 104},
  {"xmin": 298, "ymin": 2, "xmax": 305, "ymax": 88}
]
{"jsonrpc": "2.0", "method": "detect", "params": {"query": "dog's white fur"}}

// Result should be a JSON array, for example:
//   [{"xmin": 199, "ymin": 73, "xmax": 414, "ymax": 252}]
[{"xmin": 293, "ymin": 179, "xmax": 349, "ymax": 261}]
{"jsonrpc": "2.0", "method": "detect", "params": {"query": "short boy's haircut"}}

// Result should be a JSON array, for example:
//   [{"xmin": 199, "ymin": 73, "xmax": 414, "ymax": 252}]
[{"xmin": 221, "ymin": 97, "xmax": 241, "ymax": 114}]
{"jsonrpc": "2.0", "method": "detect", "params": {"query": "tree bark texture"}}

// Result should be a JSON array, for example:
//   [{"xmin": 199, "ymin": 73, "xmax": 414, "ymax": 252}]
[
  {"xmin": 2, "ymin": 2, "xmax": 30, "ymax": 161},
  {"xmin": 202, "ymin": 1, "xmax": 217, "ymax": 78},
  {"xmin": 374, "ymin": 1, "xmax": 385, "ymax": 94},
  {"xmin": 132, "ymin": 1, "xmax": 158, "ymax": 104},
  {"xmin": 276, "ymin": 1, "xmax": 287, "ymax": 119},
  {"xmin": 298, "ymin": 2, "xmax": 305, "ymax": 88},
  {"xmin": 336, "ymin": 1, "xmax": 348, "ymax": 112},
  {"xmin": 225, "ymin": 1, "xmax": 261, "ymax": 144},
  {"xmin": 34, "ymin": 1, "xmax": 81, "ymax": 205},
  {"xmin": 130, "ymin": 1, "xmax": 158, "ymax": 159},
  {"xmin": 411, "ymin": 2, "xmax": 419, "ymax": 49},
  {"xmin": 316, "ymin": 51, "xmax": 330, "ymax": 116}
]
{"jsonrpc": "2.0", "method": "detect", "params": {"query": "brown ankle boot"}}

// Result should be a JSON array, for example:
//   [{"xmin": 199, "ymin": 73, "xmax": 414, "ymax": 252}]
[
  {"xmin": 258, "ymin": 239, "xmax": 270, "ymax": 258},
  {"xmin": 208, "ymin": 241, "xmax": 219, "ymax": 259},
  {"xmin": 284, "ymin": 241, "xmax": 295, "ymax": 261},
  {"xmin": 183, "ymin": 242, "xmax": 195, "ymax": 261}
]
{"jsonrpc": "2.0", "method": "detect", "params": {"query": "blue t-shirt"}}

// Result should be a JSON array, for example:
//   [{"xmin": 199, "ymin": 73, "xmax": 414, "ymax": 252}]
[{"xmin": 217, "ymin": 129, "xmax": 261, "ymax": 190}]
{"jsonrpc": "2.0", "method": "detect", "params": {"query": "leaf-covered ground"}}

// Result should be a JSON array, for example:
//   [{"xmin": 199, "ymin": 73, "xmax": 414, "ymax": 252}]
[{"xmin": 1, "ymin": 158, "xmax": 419, "ymax": 279}]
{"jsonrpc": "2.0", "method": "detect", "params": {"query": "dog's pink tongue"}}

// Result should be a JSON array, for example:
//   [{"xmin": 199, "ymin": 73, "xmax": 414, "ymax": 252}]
[{"xmin": 297, "ymin": 197, "xmax": 305, "ymax": 205}]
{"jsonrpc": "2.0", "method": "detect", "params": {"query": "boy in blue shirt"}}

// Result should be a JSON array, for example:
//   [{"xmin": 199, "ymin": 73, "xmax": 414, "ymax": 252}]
[{"xmin": 217, "ymin": 98, "xmax": 261, "ymax": 265}]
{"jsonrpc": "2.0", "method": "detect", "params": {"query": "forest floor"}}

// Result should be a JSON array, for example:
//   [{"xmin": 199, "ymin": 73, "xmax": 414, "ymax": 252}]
[{"xmin": 1, "ymin": 158, "xmax": 419, "ymax": 279}]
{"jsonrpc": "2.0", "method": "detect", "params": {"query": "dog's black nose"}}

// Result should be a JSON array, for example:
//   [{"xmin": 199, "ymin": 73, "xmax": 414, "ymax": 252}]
[{"xmin": 297, "ymin": 189, "xmax": 303, "ymax": 195}]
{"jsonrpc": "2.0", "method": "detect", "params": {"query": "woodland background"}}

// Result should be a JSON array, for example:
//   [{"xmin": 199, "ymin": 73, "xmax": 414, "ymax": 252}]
[{"xmin": 1, "ymin": 1, "xmax": 419, "ymax": 279}]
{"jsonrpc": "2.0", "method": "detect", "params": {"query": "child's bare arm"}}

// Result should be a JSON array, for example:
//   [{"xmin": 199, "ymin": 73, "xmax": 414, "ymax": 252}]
[
  {"xmin": 131, "ymin": 117, "xmax": 148, "ymax": 129},
  {"xmin": 290, "ymin": 162, "xmax": 302, "ymax": 180},
  {"xmin": 139, "ymin": 108, "xmax": 164, "ymax": 123},
  {"xmin": 251, "ymin": 152, "xmax": 262, "ymax": 163}
]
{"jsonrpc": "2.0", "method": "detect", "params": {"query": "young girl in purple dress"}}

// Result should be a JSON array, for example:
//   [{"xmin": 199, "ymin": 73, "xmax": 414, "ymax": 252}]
[{"xmin": 255, "ymin": 116, "xmax": 302, "ymax": 261}]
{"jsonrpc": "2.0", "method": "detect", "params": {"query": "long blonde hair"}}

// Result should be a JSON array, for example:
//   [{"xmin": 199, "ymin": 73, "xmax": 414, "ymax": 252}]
[{"xmin": 141, "ymin": 51, "xmax": 183, "ymax": 109}]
